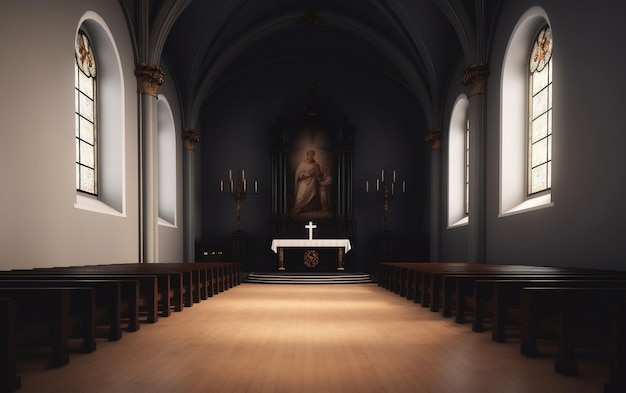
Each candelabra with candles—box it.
[220,169,258,231]
[365,169,405,230]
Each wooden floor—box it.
[17,283,608,393]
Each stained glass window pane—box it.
[531,138,548,167]
[465,183,469,214]
[80,117,94,144]
[532,66,549,92]
[547,135,552,161]
[80,141,94,168]
[531,113,548,143]
[532,88,549,119]
[75,30,97,195]
[547,161,552,188]
[531,164,548,194]
[75,89,80,114]
[80,166,95,194]
[528,25,553,195]
[78,70,93,97]
[79,93,94,122]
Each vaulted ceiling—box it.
[123,0,500,130]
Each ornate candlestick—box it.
[366,169,405,230]
[220,169,258,231]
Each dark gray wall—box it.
[442,0,626,270]
[198,56,430,272]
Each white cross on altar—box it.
[305,221,317,240]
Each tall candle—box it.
[230,179,234,193]
[402,181,406,193]
[220,180,224,192]
[243,179,247,193]
[365,180,369,194]
[242,169,245,180]
[376,179,380,191]
[393,170,396,183]
[254,181,258,193]
[381,169,385,183]
[229,169,232,181]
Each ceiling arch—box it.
[185,7,437,129]
[150,0,497,131]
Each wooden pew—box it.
[377,262,557,309]
[25,266,177,317]
[0,279,132,341]
[470,278,626,342]
[441,271,623,323]
[2,271,157,324]
[425,264,574,313]
[195,262,241,295]
[0,287,95,368]
[92,264,195,308]
[605,301,626,393]
[519,287,626,377]
[377,262,441,300]
[1,298,20,393]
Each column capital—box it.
[462,63,490,97]
[182,128,200,150]
[135,63,164,97]
[425,128,441,150]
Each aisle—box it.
[18,283,607,393]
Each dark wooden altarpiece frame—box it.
[267,87,357,271]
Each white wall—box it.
[0,0,139,268]
[157,62,185,262]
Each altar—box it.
[270,222,352,271]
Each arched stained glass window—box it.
[528,25,553,195]
[75,31,97,195]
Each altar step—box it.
[242,272,373,285]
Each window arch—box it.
[448,94,469,227]
[74,13,126,216]
[500,7,553,216]
[157,95,177,226]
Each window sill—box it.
[158,217,177,228]
[499,193,553,218]
[74,193,125,217]
[447,216,469,229]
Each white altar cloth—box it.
[270,239,352,253]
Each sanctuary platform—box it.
[242,272,373,284]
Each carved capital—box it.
[425,129,441,150]
[182,128,200,150]
[462,63,490,97]
[135,63,164,97]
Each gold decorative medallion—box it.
[304,250,319,268]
